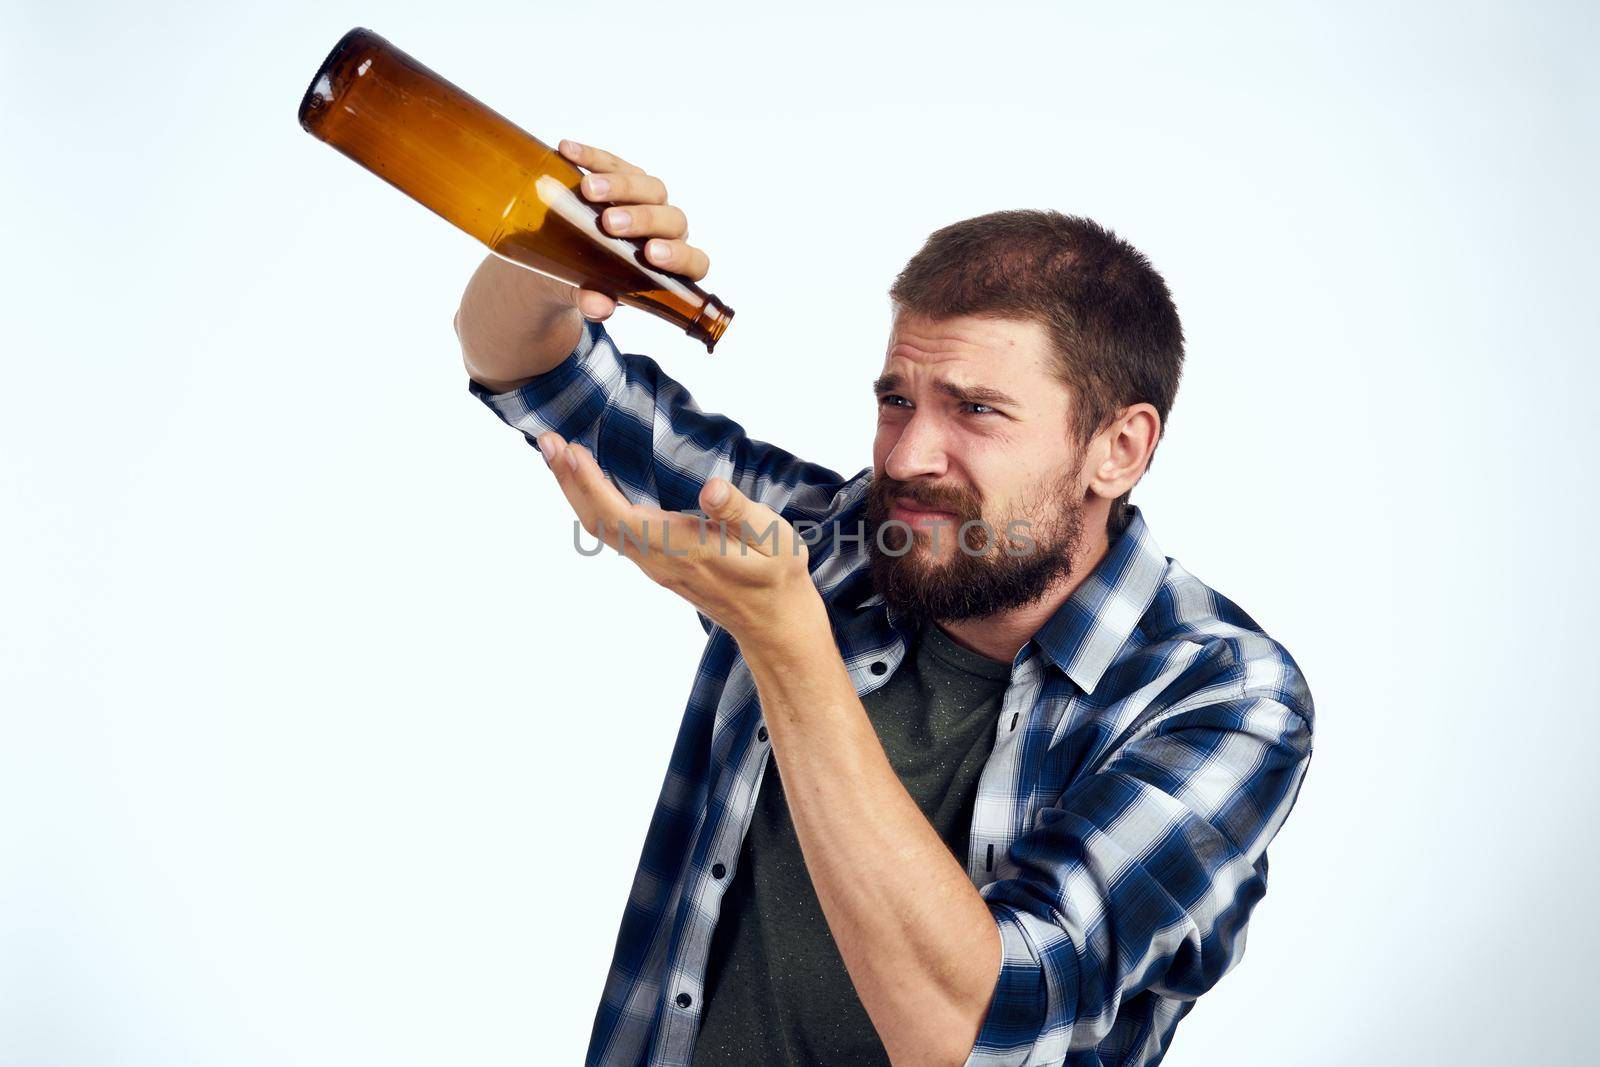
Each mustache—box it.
[869,475,981,516]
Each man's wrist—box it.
[733,587,833,668]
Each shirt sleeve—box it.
[962,690,1314,1065]
[466,319,853,524]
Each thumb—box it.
[700,476,780,549]
[701,476,737,515]
[575,287,615,321]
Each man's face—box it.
[866,311,1088,625]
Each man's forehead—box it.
[883,312,1056,382]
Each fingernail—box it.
[537,434,559,462]
[564,447,579,473]
[607,209,631,231]
[560,139,580,156]
[649,240,669,261]
[706,479,729,506]
[586,176,609,198]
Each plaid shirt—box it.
[469,320,1315,1067]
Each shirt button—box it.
[676,992,693,1008]
[870,661,888,675]
[757,726,768,742]
[712,862,727,879]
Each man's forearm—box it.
[455,254,584,392]
[739,606,1002,1066]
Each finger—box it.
[557,441,704,567]
[644,239,711,281]
[537,433,635,547]
[558,139,645,175]
[600,203,689,241]
[580,170,668,206]
[575,289,616,320]
[699,477,793,558]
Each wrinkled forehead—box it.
[883,310,1061,390]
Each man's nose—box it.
[884,412,950,482]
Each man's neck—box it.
[935,525,1112,666]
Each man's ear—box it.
[1086,403,1161,502]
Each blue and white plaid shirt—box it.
[469,320,1315,1067]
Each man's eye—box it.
[964,402,997,415]
[879,394,911,408]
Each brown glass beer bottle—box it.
[297,27,734,352]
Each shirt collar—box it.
[853,505,1168,695]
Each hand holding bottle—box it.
[557,139,713,323]
[454,140,716,390]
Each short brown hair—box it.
[888,211,1185,537]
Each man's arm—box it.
[739,617,1314,1066]
[454,254,586,394]
[466,313,852,527]
[740,613,1002,1066]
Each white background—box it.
[4,1,1596,1063]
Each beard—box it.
[864,462,1085,627]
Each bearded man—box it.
[455,139,1315,1067]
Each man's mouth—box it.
[889,497,961,531]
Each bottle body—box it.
[298,28,733,351]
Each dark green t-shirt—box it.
[690,619,1012,1066]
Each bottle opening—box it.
[694,297,736,354]
[297,27,384,133]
